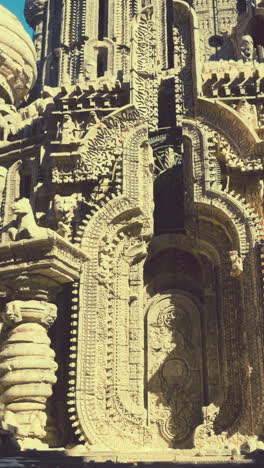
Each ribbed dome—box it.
[24,0,47,28]
[0,5,37,106]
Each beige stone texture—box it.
[0,6,37,107]
[0,0,263,463]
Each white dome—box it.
[0,5,37,106]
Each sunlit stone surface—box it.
[0,0,263,464]
[0,6,37,106]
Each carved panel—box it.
[146,292,203,447]
[69,117,154,450]
[51,105,144,186]
[182,120,264,436]
[131,5,159,131]
[173,17,193,119]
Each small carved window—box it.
[19,161,33,199]
[208,35,224,48]
[46,54,59,87]
[97,47,108,77]
[154,165,185,236]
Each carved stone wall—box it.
[0,0,262,462]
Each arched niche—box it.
[143,185,258,447]
[158,0,201,126]
[182,119,264,437]
[143,228,230,448]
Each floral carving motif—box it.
[51,105,142,185]
[132,5,159,131]
[147,293,202,446]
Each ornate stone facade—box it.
[0,0,263,463]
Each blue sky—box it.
[0,0,33,36]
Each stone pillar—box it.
[0,272,64,449]
[0,232,88,449]
[0,299,58,446]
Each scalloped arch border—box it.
[183,119,263,255]
[196,98,264,158]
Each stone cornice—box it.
[0,230,88,287]
[0,138,43,164]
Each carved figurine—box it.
[229,250,243,277]
[88,110,100,126]
[0,114,11,142]
[8,198,47,241]
[41,194,79,239]
[52,194,78,238]
[57,114,77,144]
[239,35,255,62]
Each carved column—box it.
[0,298,57,445]
[0,232,87,449]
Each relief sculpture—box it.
[147,293,203,448]
[0,0,262,463]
